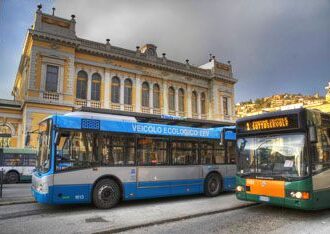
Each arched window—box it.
[192,91,198,114]
[153,84,160,108]
[178,88,185,112]
[142,82,150,107]
[111,76,120,103]
[124,79,132,105]
[168,87,175,111]
[76,70,88,99]
[201,92,206,114]
[91,73,101,101]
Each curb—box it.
[0,199,36,206]
[94,202,258,234]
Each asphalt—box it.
[0,183,35,206]
[124,204,330,234]
[0,192,254,234]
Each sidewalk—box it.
[0,183,35,206]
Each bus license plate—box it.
[259,196,270,202]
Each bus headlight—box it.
[289,191,310,200]
[236,186,244,192]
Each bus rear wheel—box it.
[93,179,121,209]
[204,173,222,197]
[6,171,19,184]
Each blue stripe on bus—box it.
[32,176,236,205]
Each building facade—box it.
[0,6,237,148]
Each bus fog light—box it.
[236,186,244,192]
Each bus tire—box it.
[92,179,121,209]
[6,171,19,184]
[204,173,222,197]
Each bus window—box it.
[4,154,24,166]
[56,131,96,171]
[23,154,36,166]
[312,127,330,173]
[226,141,236,164]
[200,142,213,164]
[172,141,198,165]
[137,138,168,166]
[214,143,225,164]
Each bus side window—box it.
[214,143,225,164]
[137,138,168,166]
[226,141,236,164]
[312,127,330,173]
[200,142,213,164]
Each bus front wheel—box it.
[6,171,19,184]
[93,179,120,209]
[204,173,222,197]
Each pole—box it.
[0,169,3,198]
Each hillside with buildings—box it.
[236,83,330,117]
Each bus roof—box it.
[51,113,236,140]
[0,148,37,154]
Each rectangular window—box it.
[214,143,225,164]
[226,141,236,164]
[91,82,100,101]
[200,142,213,164]
[111,86,120,103]
[312,127,330,173]
[45,65,59,92]
[172,141,198,165]
[124,87,132,105]
[4,154,24,166]
[223,97,229,116]
[23,154,36,166]
[137,137,168,165]
[55,131,96,171]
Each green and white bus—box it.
[235,108,330,210]
[0,148,37,183]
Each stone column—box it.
[104,71,110,108]
[197,92,201,119]
[120,77,125,110]
[87,71,92,107]
[187,85,192,118]
[163,82,168,114]
[175,88,179,115]
[149,84,153,113]
[135,77,142,112]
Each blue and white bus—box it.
[32,111,236,209]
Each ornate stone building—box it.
[0,5,237,148]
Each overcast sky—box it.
[0,0,329,102]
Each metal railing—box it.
[43,92,59,101]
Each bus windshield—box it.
[237,133,308,180]
[36,120,52,173]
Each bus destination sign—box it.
[238,114,299,133]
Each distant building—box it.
[236,84,330,118]
[0,5,237,148]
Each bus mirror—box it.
[309,126,317,143]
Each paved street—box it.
[126,204,330,234]
[0,184,329,234]
[0,183,33,205]
[0,191,252,234]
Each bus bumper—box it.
[31,187,51,204]
[236,192,315,210]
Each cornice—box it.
[30,30,237,84]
